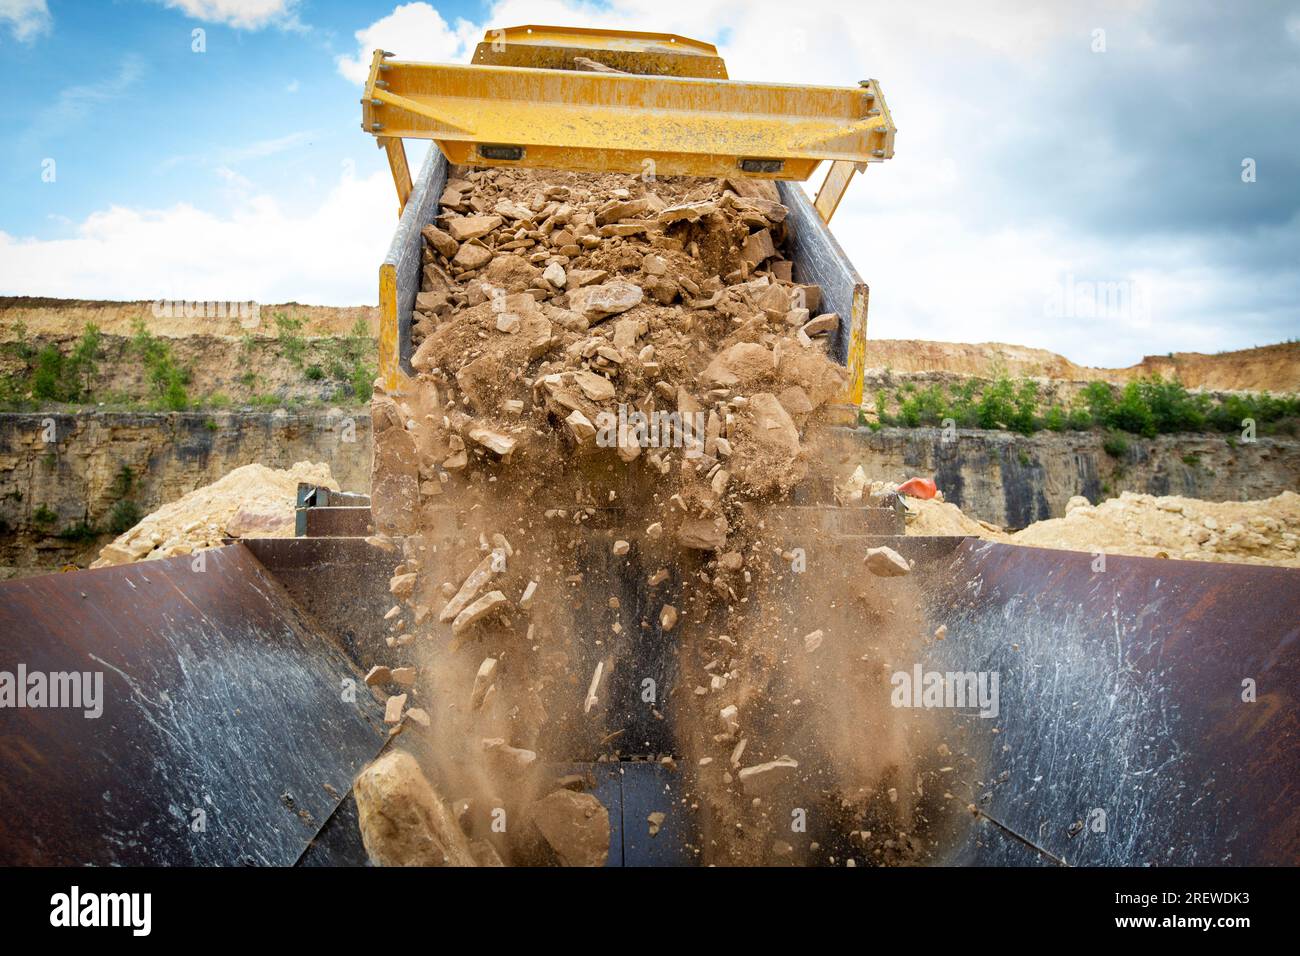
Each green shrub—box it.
[305,364,324,381]
[28,324,102,403]
[107,500,142,534]
[350,364,374,403]
[275,313,308,367]
[56,520,99,543]
[131,319,190,410]
[1102,431,1129,458]
[1041,405,1067,431]
[33,504,56,525]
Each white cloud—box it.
[160,0,299,30]
[5,0,1289,367]
[336,2,483,83]
[0,164,393,305]
[0,0,50,42]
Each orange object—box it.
[897,477,937,500]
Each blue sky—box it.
[1,0,1297,368]
[1,1,474,234]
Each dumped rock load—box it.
[864,472,1299,567]
[1011,489,1300,566]
[357,167,953,866]
[91,461,337,567]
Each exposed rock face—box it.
[844,427,1300,530]
[861,339,1300,394]
[354,750,478,867]
[2,412,1295,577]
[0,411,371,576]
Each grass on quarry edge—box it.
[866,374,1300,441]
[0,315,375,412]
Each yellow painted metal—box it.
[377,262,410,395]
[363,57,893,182]
[842,285,869,407]
[471,24,727,78]
[380,137,412,215]
[362,29,896,397]
[814,160,865,224]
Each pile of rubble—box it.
[356,167,946,867]
[91,461,336,567]
[1011,490,1300,566]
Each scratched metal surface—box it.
[384,145,448,374]
[926,540,1300,866]
[777,179,862,364]
[0,544,387,866]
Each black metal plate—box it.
[0,544,387,866]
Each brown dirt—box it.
[358,166,953,867]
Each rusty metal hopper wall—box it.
[924,540,1300,866]
[0,545,387,866]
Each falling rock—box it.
[567,281,643,320]
[566,409,597,446]
[719,704,739,734]
[737,756,799,795]
[421,223,459,258]
[389,572,417,600]
[677,515,729,551]
[595,196,661,224]
[701,342,771,387]
[659,604,678,631]
[471,657,498,710]
[567,268,609,287]
[446,214,503,241]
[468,425,517,458]
[482,737,538,775]
[741,228,776,266]
[354,750,477,866]
[384,693,407,725]
[543,262,567,287]
[803,630,824,653]
[657,200,718,223]
[370,405,420,535]
[453,243,493,270]
[439,552,500,623]
[864,546,911,578]
[572,369,616,402]
[364,665,392,687]
[529,790,610,867]
[452,590,509,635]
[802,313,839,337]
